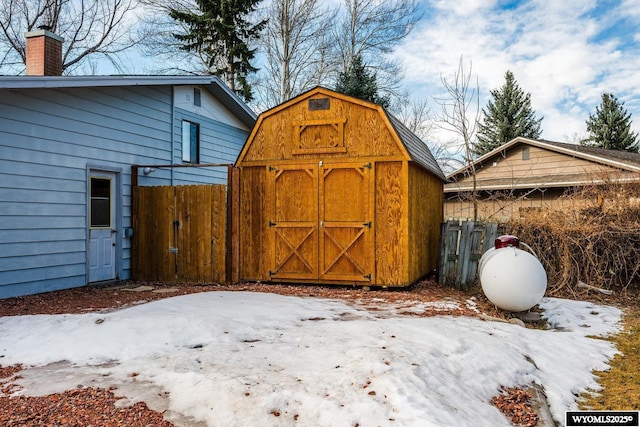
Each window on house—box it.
[182,120,200,163]
[522,147,530,160]
[193,88,201,107]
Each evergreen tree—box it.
[475,70,543,156]
[582,93,639,153]
[335,54,390,108]
[170,0,267,101]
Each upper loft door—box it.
[88,173,117,282]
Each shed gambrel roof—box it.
[445,137,640,192]
[0,75,257,129]
[236,86,444,180]
[387,113,445,180]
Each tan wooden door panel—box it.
[269,165,319,280]
[320,163,374,282]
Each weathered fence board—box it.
[132,184,228,283]
[438,220,502,289]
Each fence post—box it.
[455,221,474,289]
[228,167,240,284]
[439,219,502,290]
[438,220,461,286]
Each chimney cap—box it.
[37,24,52,31]
[25,29,64,42]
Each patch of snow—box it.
[0,293,622,426]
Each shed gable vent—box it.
[193,88,202,107]
[309,98,330,111]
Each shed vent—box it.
[193,88,202,107]
[309,98,330,111]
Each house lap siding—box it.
[171,108,248,185]
[0,85,248,298]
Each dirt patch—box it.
[0,280,507,319]
[0,381,173,427]
[491,386,539,427]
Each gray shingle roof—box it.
[387,113,445,180]
[536,138,640,169]
[0,75,257,129]
[447,136,640,180]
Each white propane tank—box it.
[479,235,547,312]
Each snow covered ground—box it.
[0,292,622,426]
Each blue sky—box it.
[395,0,640,142]
[108,0,639,144]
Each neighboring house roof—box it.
[387,113,445,180]
[0,75,257,129]
[445,137,640,192]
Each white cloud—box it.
[395,0,640,142]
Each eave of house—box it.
[444,172,640,193]
[0,75,257,129]
[447,137,640,180]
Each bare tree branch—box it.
[331,0,421,103]
[252,0,337,108]
[0,0,143,74]
[434,56,480,219]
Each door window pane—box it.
[91,178,111,227]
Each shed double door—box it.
[269,162,373,283]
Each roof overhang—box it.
[444,174,640,193]
[0,75,257,129]
[446,137,640,180]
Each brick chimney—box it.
[25,27,64,76]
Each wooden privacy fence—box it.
[132,184,229,283]
[438,220,502,289]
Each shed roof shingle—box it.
[387,113,445,180]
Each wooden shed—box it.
[235,87,445,287]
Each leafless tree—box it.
[392,95,463,175]
[251,0,337,108]
[434,56,480,219]
[395,96,433,139]
[331,0,421,102]
[0,0,143,74]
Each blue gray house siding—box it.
[0,80,253,298]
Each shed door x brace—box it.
[268,162,373,283]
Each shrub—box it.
[503,183,640,296]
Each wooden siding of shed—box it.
[408,163,443,283]
[238,166,268,280]
[374,161,405,285]
[236,89,443,288]
[0,85,249,298]
[238,94,403,165]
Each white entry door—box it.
[89,173,117,282]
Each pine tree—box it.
[582,93,639,153]
[475,70,543,156]
[335,54,390,108]
[170,0,267,101]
